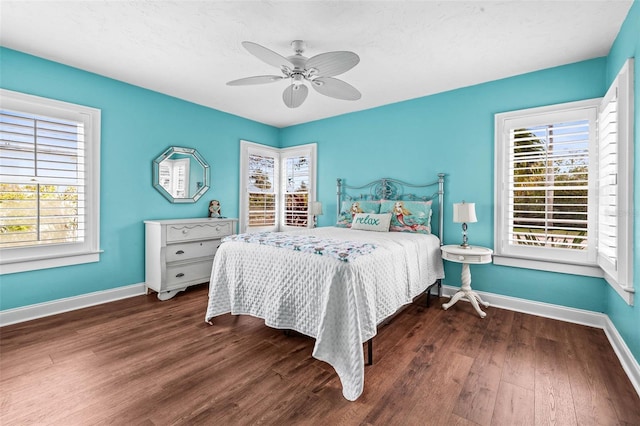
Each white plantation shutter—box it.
[509,120,592,251]
[598,82,619,274]
[597,58,634,304]
[247,151,278,230]
[0,110,86,247]
[282,154,310,228]
[0,89,100,273]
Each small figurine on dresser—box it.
[208,200,221,218]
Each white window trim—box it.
[239,140,316,234]
[0,89,101,274]
[494,98,601,277]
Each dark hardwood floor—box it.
[1,284,639,425]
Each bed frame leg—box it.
[425,279,442,308]
[367,339,373,365]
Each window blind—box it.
[508,120,590,251]
[597,86,618,271]
[247,153,276,227]
[0,110,86,248]
[283,155,309,227]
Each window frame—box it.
[0,89,101,274]
[239,140,316,234]
[494,98,603,278]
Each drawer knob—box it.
[176,250,185,255]
[176,272,185,278]
[182,229,188,235]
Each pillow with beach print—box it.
[380,200,432,234]
[336,200,381,228]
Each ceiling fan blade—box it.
[311,77,361,101]
[282,84,308,108]
[242,41,295,69]
[226,75,284,86]
[306,51,360,77]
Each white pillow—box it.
[350,213,392,232]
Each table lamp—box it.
[453,201,477,248]
[311,201,323,227]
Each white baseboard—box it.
[0,283,147,327]
[602,316,640,400]
[442,285,640,398]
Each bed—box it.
[205,175,445,401]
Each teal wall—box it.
[281,58,608,313]
[0,47,279,309]
[603,0,640,368]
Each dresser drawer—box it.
[165,259,214,288]
[166,239,221,262]
[167,221,233,242]
[442,250,491,264]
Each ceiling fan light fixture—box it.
[292,73,305,86]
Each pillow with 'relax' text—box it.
[350,213,392,232]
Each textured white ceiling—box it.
[0,1,632,128]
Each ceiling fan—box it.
[227,40,361,108]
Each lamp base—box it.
[460,222,471,248]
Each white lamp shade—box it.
[453,202,477,223]
[310,201,323,215]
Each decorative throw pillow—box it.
[350,213,392,232]
[336,200,381,228]
[380,200,432,234]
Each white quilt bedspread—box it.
[205,227,444,401]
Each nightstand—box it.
[441,244,493,318]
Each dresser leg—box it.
[157,287,186,301]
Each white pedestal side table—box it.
[441,244,493,318]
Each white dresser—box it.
[144,218,237,300]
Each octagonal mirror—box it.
[153,146,210,203]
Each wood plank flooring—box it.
[1,284,639,425]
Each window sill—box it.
[493,255,604,278]
[0,250,102,275]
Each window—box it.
[0,89,101,274]
[239,140,316,233]
[494,59,634,305]
[495,100,599,270]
